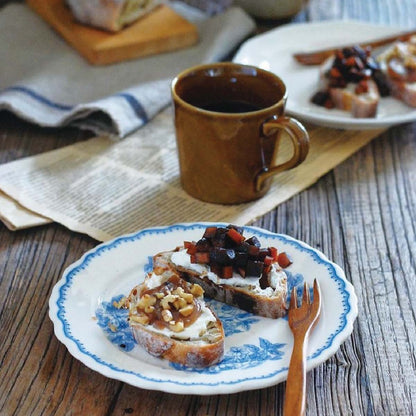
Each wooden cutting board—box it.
[26,0,199,65]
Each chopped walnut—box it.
[161,309,173,322]
[129,277,203,333]
[169,320,185,332]
[190,283,204,297]
[160,294,178,310]
[130,314,149,325]
[137,294,156,310]
[179,304,194,317]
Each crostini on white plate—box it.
[377,36,416,107]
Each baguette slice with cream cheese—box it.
[127,266,224,367]
[377,37,416,108]
[317,54,380,118]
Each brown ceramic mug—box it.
[171,62,310,204]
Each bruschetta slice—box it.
[127,268,224,367]
[377,36,416,107]
[311,45,389,118]
[153,225,288,319]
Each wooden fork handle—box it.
[283,332,307,416]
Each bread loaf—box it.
[66,0,160,32]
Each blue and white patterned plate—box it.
[49,222,358,395]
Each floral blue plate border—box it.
[49,222,358,395]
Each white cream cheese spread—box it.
[139,271,217,340]
[148,302,216,341]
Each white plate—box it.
[49,222,358,395]
[233,20,416,129]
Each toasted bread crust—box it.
[130,318,224,368]
[329,80,379,118]
[387,78,416,107]
[153,249,287,319]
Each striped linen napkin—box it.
[0,2,254,138]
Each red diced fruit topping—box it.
[268,247,278,261]
[277,252,292,268]
[184,225,292,287]
[195,252,210,264]
[203,227,217,239]
[330,67,341,78]
[345,56,356,66]
[247,245,260,257]
[226,228,245,245]
[324,98,335,109]
[196,237,211,252]
[258,248,269,260]
[184,241,197,255]
[263,255,274,266]
[221,266,234,279]
[210,263,222,277]
[237,267,246,277]
[355,80,369,94]
[311,45,391,109]
[227,224,245,235]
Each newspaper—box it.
[0,107,385,241]
[0,191,51,230]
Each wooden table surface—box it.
[1,0,416,415]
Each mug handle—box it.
[255,116,310,191]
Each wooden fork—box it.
[283,279,321,416]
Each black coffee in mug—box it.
[177,66,279,116]
[196,100,263,113]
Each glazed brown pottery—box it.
[171,62,310,204]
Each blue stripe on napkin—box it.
[115,93,148,123]
[1,86,74,111]
[1,87,149,124]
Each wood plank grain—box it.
[1,118,415,415]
